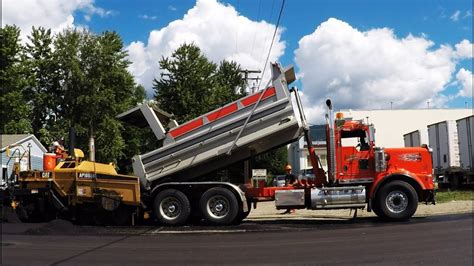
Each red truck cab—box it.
[327,113,435,219]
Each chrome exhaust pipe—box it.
[326,99,336,184]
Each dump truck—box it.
[9,63,435,225]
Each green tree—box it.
[153,43,246,123]
[24,27,60,141]
[0,25,32,134]
[52,29,145,166]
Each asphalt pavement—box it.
[1,213,472,265]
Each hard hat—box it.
[284,164,292,171]
[52,141,60,146]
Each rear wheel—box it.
[234,200,252,224]
[376,181,418,221]
[153,189,191,226]
[200,187,239,225]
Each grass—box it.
[435,189,474,203]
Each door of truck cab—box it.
[336,127,375,183]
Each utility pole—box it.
[240,69,261,94]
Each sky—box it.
[3,0,473,123]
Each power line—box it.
[250,0,263,59]
[234,0,240,55]
[258,0,285,90]
[258,0,276,66]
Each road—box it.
[1,213,472,265]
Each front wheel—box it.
[376,180,418,221]
[153,189,191,226]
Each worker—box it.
[51,141,67,160]
[282,164,298,214]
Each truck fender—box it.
[150,182,248,212]
[369,171,425,201]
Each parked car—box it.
[299,168,315,181]
[273,175,286,187]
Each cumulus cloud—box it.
[3,0,114,41]
[454,39,474,59]
[456,68,473,98]
[126,0,285,94]
[295,18,469,123]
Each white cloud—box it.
[456,68,473,98]
[450,10,461,21]
[139,15,158,20]
[3,0,114,41]
[454,39,474,59]
[126,0,285,95]
[295,18,466,123]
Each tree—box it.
[24,27,59,140]
[51,29,145,166]
[153,43,246,123]
[0,25,32,134]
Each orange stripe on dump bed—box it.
[240,87,276,107]
[169,118,204,138]
[206,103,238,122]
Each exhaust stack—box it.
[326,99,336,184]
[89,136,95,162]
[68,128,76,159]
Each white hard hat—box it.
[52,141,60,146]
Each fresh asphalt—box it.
[1,213,473,265]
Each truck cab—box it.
[321,112,436,219]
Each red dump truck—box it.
[10,63,435,225]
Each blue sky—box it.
[4,0,473,122]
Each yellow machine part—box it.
[18,159,141,207]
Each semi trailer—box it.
[9,63,435,225]
[427,116,474,187]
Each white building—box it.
[1,134,47,188]
[288,108,472,173]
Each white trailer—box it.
[403,129,429,147]
[456,115,474,185]
[428,120,462,187]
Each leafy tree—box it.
[252,147,288,176]
[24,27,60,140]
[51,29,145,166]
[0,25,32,134]
[153,43,246,123]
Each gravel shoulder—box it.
[247,200,473,220]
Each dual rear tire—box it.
[153,187,244,226]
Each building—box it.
[1,134,47,188]
[288,125,328,174]
[288,108,472,173]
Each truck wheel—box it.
[377,180,418,221]
[200,187,239,225]
[154,189,191,226]
[234,200,252,224]
[371,200,385,219]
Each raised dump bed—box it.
[118,63,303,187]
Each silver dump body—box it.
[118,64,304,187]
